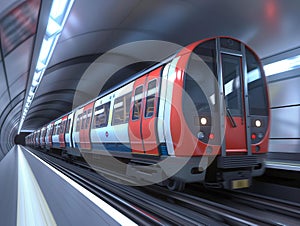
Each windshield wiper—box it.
[226,107,237,128]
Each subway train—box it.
[25,37,270,190]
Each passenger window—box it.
[59,122,63,134]
[50,125,54,135]
[112,93,131,125]
[66,119,71,132]
[132,86,143,120]
[145,80,157,118]
[55,124,58,135]
[81,112,86,129]
[76,114,81,132]
[86,109,92,129]
[93,102,111,128]
[64,120,67,132]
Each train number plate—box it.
[231,179,249,189]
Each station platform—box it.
[0,145,137,226]
[266,152,300,171]
[266,160,300,171]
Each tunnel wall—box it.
[264,48,300,161]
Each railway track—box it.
[218,188,300,219]
[30,148,300,226]
[145,184,300,226]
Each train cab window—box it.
[59,121,63,134]
[145,80,157,118]
[192,39,218,79]
[112,93,131,125]
[222,54,243,116]
[183,40,218,142]
[246,49,268,116]
[184,41,218,114]
[220,38,241,51]
[132,86,143,121]
[93,102,111,128]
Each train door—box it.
[65,113,74,148]
[47,123,54,149]
[129,68,161,155]
[79,102,94,150]
[59,115,68,148]
[141,68,161,155]
[220,52,248,153]
[73,108,83,148]
[129,76,146,154]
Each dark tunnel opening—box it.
[14,132,30,146]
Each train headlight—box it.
[200,117,207,125]
[255,120,262,128]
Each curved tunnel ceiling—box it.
[1,0,300,160]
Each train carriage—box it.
[26,37,270,190]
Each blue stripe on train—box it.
[92,142,168,155]
[92,142,131,152]
[159,144,168,155]
[52,142,60,148]
[61,141,168,155]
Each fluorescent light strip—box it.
[18,0,74,134]
[264,54,300,76]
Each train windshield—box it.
[184,38,269,117]
[222,54,243,117]
[184,39,218,114]
[183,40,219,143]
[245,48,268,116]
[183,38,269,144]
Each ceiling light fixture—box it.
[264,54,300,77]
[18,0,74,134]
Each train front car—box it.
[171,37,270,189]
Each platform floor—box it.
[266,160,300,171]
[266,152,300,171]
[0,145,137,226]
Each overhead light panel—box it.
[264,54,300,76]
[18,0,74,134]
